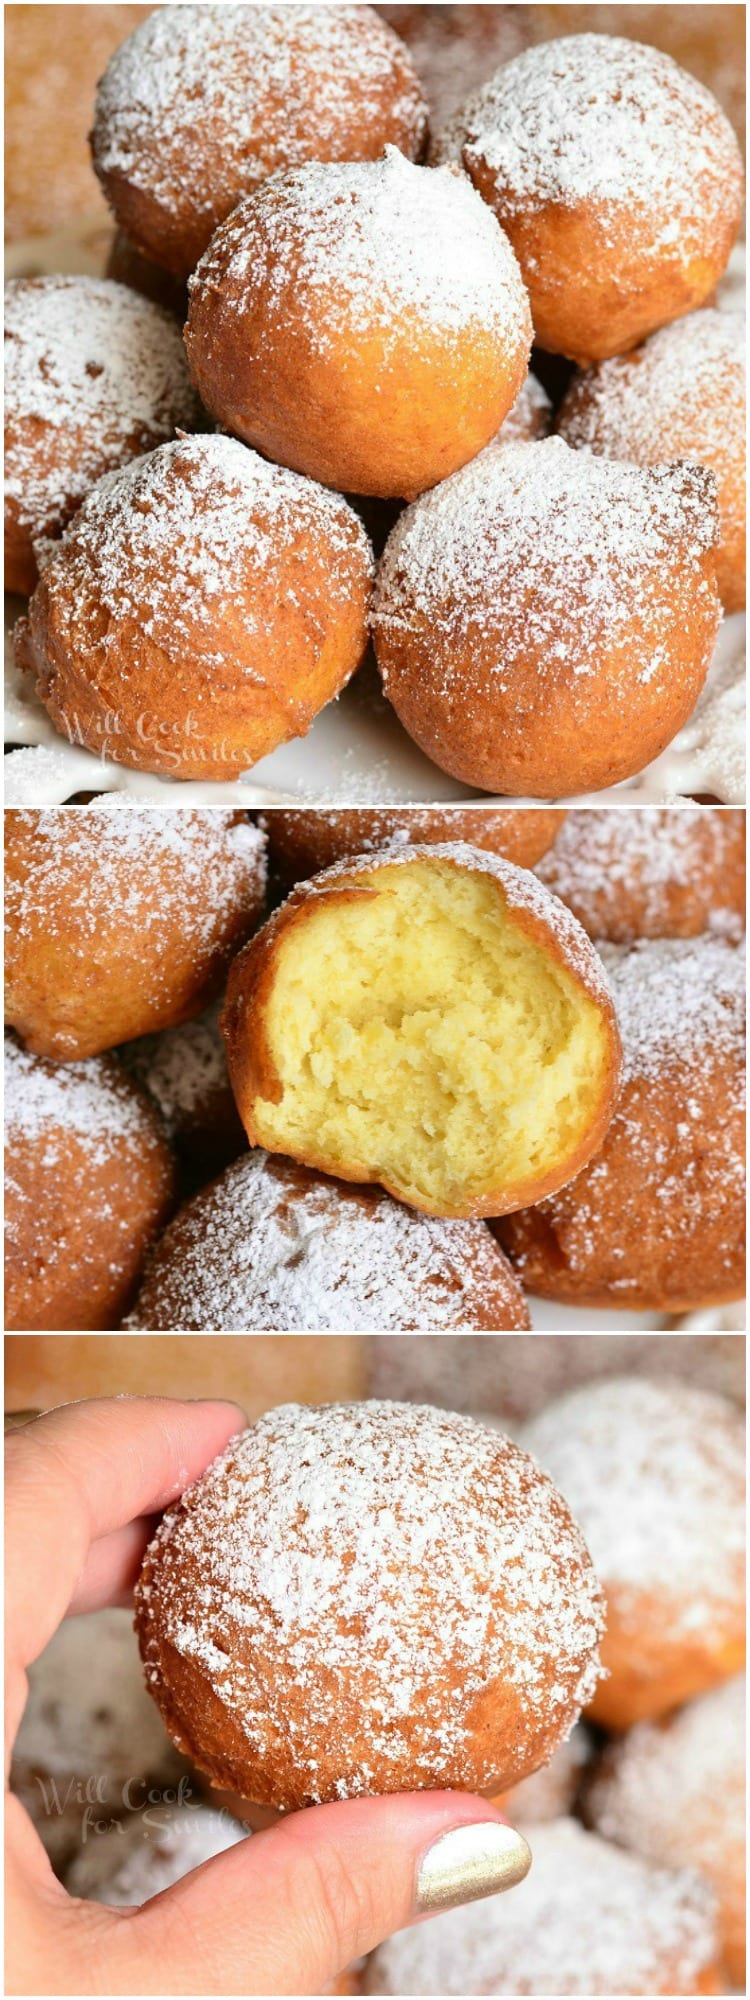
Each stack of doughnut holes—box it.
[4,803,745,1330]
[4,5,745,794]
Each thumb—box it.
[127,1792,531,1996]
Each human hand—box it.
[6,1395,530,1996]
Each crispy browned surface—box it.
[15,444,373,783]
[3,1333,367,1415]
[497,1059,746,1312]
[587,1594,746,1734]
[4,5,150,242]
[5,810,266,1061]
[496,976,746,1311]
[536,808,746,944]
[222,849,622,1220]
[465,169,741,364]
[90,9,427,278]
[134,1405,603,1810]
[5,1051,176,1331]
[266,807,562,889]
[372,468,722,800]
[184,170,531,500]
[558,328,746,612]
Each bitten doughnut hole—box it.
[222,847,621,1218]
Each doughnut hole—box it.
[185,150,533,499]
[222,853,620,1217]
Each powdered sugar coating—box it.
[558,309,745,461]
[494,370,551,447]
[93,4,427,211]
[189,146,532,352]
[599,934,744,1083]
[365,1818,718,1995]
[10,1606,186,1872]
[135,1401,605,1806]
[127,1149,529,1332]
[34,431,372,676]
[587,1673,745,1881]
[500,1720,592,1824]
[374,437,719,693]
[6,805,266,963]
[4,277,201,540]
[120,1000,234,1133]
[66,1802,248,1906]
[536,807,745,943]
[444,34,743,253]
[522,1377,745,1631]
[5,1033,156,1158]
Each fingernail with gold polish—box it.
[416,1820,532,1914]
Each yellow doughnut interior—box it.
[253,861,611,1212]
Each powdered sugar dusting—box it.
[558,309,744,461]
[37,432,373,661]
[449,34,743,254]
[66,1802,248,1906]
[136,1401,604,1804]
[4,276,201,536]
[120,1000,233,1133]
[536,807,745,943]
[599,933,744,1082]
[12,1607,181,1784]
[494,370,551,447]
[190,146,531,353]
[587,1673,745,1876]
[6,806,266,968]
[5,1032,154,1156]
[365,1818,718,1995]
[374,437,719,692]
[93,4,427,208]
[500,936,745,1301]
[522,1376,745,1626]
[127,1149,529,1332]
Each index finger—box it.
[5,1395,244,1679]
